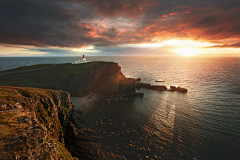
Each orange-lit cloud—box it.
[169,13,177,15]
[0,0,240,56]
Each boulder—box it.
[17,116,32,124]
[15,103,23,108]
[136,83,167,91]
[155,80,165,82]
[170,86,187,92]
[147,85,167,90]
[135,83,150,88]
[170,86,177,91]
[177,87,187,92]
[0,104,7,110]
[8,104,15,109]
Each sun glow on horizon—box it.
[133,39,217,56]
[174,48,199,56]
[136,39,216,48]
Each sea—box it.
[1,56,240,160]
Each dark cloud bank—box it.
[0,0,240,50]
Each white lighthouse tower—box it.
[82,55,86,61]
[72,55,88,64]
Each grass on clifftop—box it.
[0,113,18,137]
[1,64,56,73]
[0,112,32,159]
[0,61,109,90]
[0,76,20,83]
[0,86,76,160]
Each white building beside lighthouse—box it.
[72,55,88,64]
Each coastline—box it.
[0,61,193,159]
[0,61,140,159]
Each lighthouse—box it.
[72,55,88,64]
[83,55,86,61]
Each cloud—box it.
[0,0,155,49]
[64,0,155,17]
[177,2,240,41]
[1,0,240,53]
[0,0,97,47]
[210,42,240,48]
[90,46,170,56]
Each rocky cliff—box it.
[0,86,78,159]
[62,62,135,96]
[0,62,136,97]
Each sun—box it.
[175,48,198,56]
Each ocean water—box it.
[115,57,240,159]
[1,56,240,159]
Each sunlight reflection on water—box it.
[113,57,240,160]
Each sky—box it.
[0,0,240,57]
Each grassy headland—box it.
[0,62,101,89]
[0,61,129,97]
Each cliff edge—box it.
[0,62,135,97]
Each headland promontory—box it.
[0,61,137,159]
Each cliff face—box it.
[0,86,77,160]
[61,62,135,96]
[0,62,135,97]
